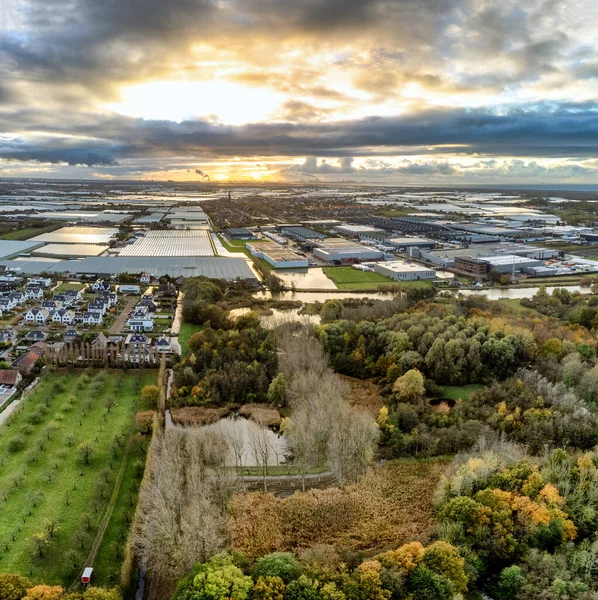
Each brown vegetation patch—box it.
[238,403,281,427]
[228,458,449,559]
[136,411,155,432]
[341,375,384,416]
[170,406,230,426]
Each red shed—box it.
[81,567,93,584]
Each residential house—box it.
[88,299,108,315]
[92,279,111,292]
[127,309,154,331]
[158,282,177,297]
[30,341,47,356]
[99,291,117,307]
[92,332,108,349]
[63,289,82,303]
[155,336,172,353]
[52,309,75,325]
[8,291,25,306]
[64,329,79,343]
[12,351,41,374]
[125,333,149,346]
[42,300,60,311]
[25,285,44,300]
[0,369,22,389]
[119,284,141,295]
[137,299,158,313]
[52,293,70,306]
[82,311,102,325]
[25,308,50,324]
[0,329,15,344]
[28,277,52,288]
[140,273,151,284]
[23,330,47,342]
[0,298,13,312]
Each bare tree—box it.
[131,424,237,599]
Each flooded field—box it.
[275,267,337,290]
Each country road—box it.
[109,297,137,334]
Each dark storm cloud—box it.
[1,104,597,167]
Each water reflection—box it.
[201,417,289,467]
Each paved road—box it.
[0,396,21,427]
[109,297,137,334]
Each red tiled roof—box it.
[0,370,19,385]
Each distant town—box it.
[0,181,597,409]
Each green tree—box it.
[78,441,93,465]
[0,573,31,600]
[408,566,454,600]
[267,374,287,406]
[421,541,468,594]
[496,565,524,600]
[392,369,425,404]
[252,552,302,584]
[140,385,160,409]
[283,576,322,600]
[320,300,343,323]
[252,576,286,600]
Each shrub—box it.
[8,435,25,453]
[253,552,302,584]
[0,573,31,600]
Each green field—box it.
[0,368,156,585]
[323,266,432,290]
[178,322,203,357]
[440,384,484,401]
[0,223,62,241]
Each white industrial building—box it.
[334,225,385,238]
[482,255,543,274]
[373,261,436,281]
[386,237,437,250]
[313,239,384,264]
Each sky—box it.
[0,0,598,184]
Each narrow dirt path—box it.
[68,424,136,591]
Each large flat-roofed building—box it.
[482,255,543,273]
[373,260,436,281]
[280,226,326,242]
[334,224,385,239]
[453,257,490,277]
[313,239,384,264]
[225,228,254,240]
[246,241,308,269]
[386,237,437,250]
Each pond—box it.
[255,285,594,303]
[201,417,289,467]
[274,267,337,290]
[230,307,320,327]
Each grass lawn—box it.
[440,384,484,401]
[54,282,87,292]
[322,266,432,290]
[219,237,252,257]
[0,368,156,585]
[219,237,273,272]
[178,322,203,357]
